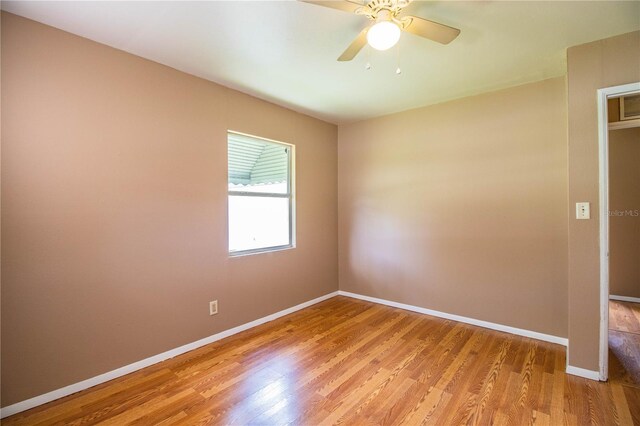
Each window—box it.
[228,131,294,255]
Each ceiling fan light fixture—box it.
[366,20,401,51]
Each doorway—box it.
[597,82,640,381]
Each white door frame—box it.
[597,82,640,381]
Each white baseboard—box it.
[566,365,601,381]
[0,291,339,419]
[610,294,640,304]
[337,291,568,347]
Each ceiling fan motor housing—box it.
[361,0,411,18]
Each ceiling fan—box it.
[301,0,460,61]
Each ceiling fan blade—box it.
[299,0,364,14]
[402,16,460,44]
[338,27,369,61]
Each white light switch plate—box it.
[576,202,590,220]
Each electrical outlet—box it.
[209,300,218,316]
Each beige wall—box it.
[0,12,338,407]
[609,127,640,299]
[338,77,568,338]
[566,30,640,371]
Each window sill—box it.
[228,244,295,258]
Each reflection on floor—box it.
[609,300,640,392]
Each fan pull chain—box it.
[396,42,402,75]
[365,46,372,70]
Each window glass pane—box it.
[228,134,289,194]
[228,195,290,252]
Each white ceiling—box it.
[3,1,639,124]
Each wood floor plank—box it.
[610,300,640,396]
[623,384,640,425]
[4,296,640,425]
[611,383,635,426]
[462,339,512,424]
[610,300,640,335]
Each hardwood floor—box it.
[4,296,640,425]
[610,300,640,335]
[609,300,640,396]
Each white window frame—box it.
[227,131,295,256]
